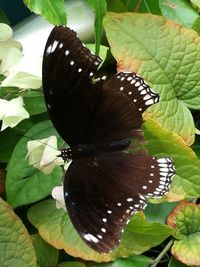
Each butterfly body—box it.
[60,139,131,160]
[42,26,175,253]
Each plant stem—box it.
[134,0,142,12]
[150,239,174,267]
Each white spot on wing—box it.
[84,233,99,243]
[65,50,69,56]
[51,40,58,53]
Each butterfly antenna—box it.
[17,133,63,151]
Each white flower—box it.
[1,55,42,89]
[0,96,29,130]
[52,186,66,210]
[0,23,23,76]
[27,135,64,174]
[0,23,42,89]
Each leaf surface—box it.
[0,198,36,267]
[104,12,200,144]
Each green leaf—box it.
[168,256,190,267]
[24,0,67,25]
[0,9,11,25]
[121,0,162,14]
[191,134,200,158]
[143,119,200,201]
[107,0,128,13]
[0,198,36,267]
[0,128,21,162]
[159,0,199,28]
[58,262,86,267]
[31,234,58,267]
[190,0,200,9]
[167,201,200,266]
[28,199,173,262]
[6,120,63,208]
[104,12,200,145]
[87,255,152,267]
[192,16,200,35]
[86,43,108,62]
[87,0,107,55]
[23,90,46,116]
[145,202,179,224]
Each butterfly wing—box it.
[64,151,175,253]
[42,26,102,146]
[86,72,159,143]
[42,26,158,145]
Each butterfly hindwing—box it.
[64,150,174,253]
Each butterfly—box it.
[42,26,175,253]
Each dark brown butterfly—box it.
[42,26,175,253]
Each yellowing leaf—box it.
[167,201,200,266]
[0,198,36,267]
[28,200,173,262]
[104,12,200,145]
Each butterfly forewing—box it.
[42,26,102,145]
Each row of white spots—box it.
[46,40,59,55]
[47,40,101,78]
[147,157,175,197]
[116,72,158,112]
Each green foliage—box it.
[0,198,36,267]
[168,201,200,265]
[6,120,63,208]
[87,0,107,55]
[159,0,199,28]
[104,12,200,145]
[1,1,200,267]
[27,200,173,262]
[24,0,67,25]
[31,234,59,267]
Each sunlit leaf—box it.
[24,0,67,25]
[28,199,173,262]
[0,198,36,267]
[104,12,200,145]
[159,0,199,28]
[144,119,200,201]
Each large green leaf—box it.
[167,201,200,266]
[24,0,67,25]
[0,198,36,267]
[104,12,200,145]
[6,120,63,208]
[159,0,199,28]
[31,234,58,267]
[28,199,173,262]
[144,119,200,201]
